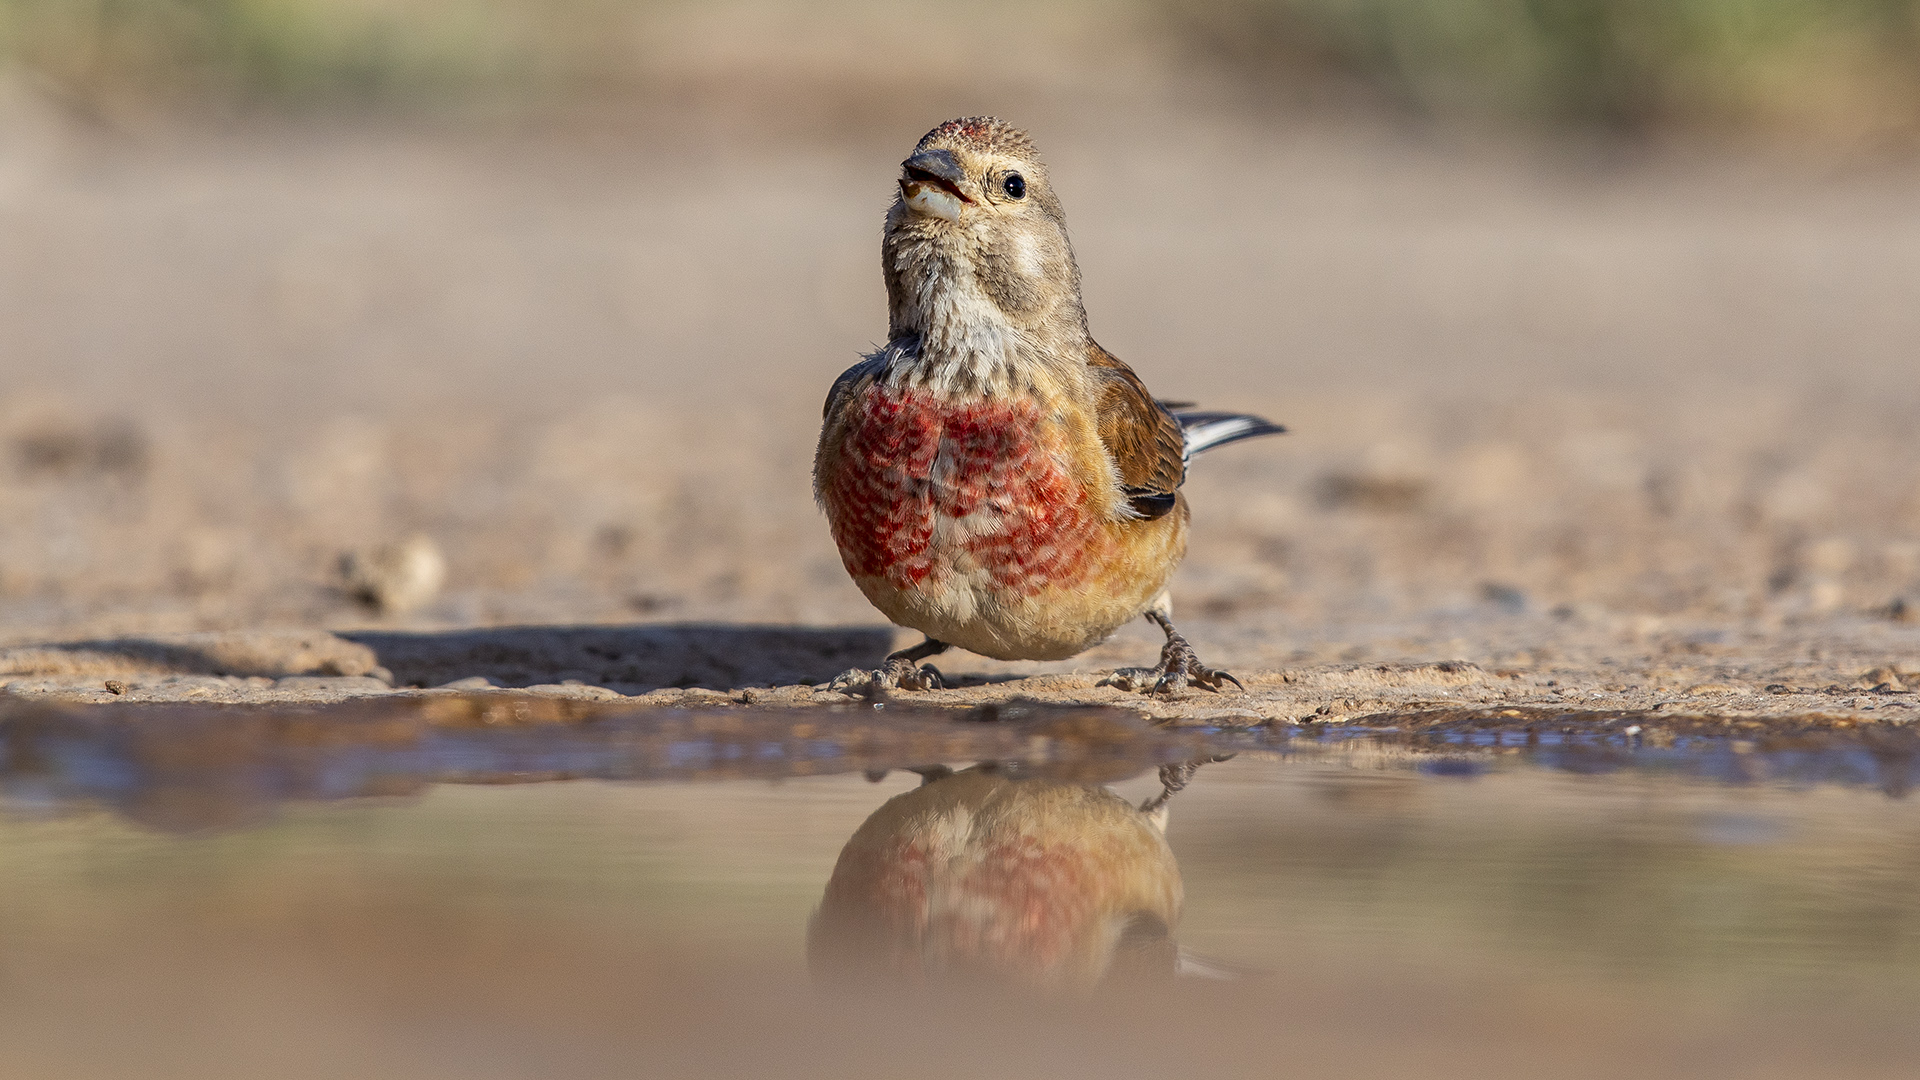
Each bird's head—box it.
[884,117,1085,341]
[894,116,1055,225]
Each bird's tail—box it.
[1169,409,1287,459]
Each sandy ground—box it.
[1,78,1918,724]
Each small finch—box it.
[808,765,1184,988]
[815,117,1283,694]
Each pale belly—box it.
[819,384,1180,661]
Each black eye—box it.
[1002,173,1026,200]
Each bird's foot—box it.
[1101,668,1158,693]
[1138,754,1238,815]
[825,658,945,695]
[1106,635,1243,696]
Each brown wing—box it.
[1085,341,1186,520]
[822,354,885,420]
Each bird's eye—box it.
[1002,173,1026,200]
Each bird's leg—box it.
[1145,610,1243,694]
[1109,611,1243,695]
[877,637,949,690]
[1138,754,1237,819]
[827,637,950,694]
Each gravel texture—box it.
[1,85,1916,723]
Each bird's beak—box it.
[899,149,971,222]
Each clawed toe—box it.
[1105,661,1241,696]
[1154,664,1242,695]
[890,662,944,691]
[823,667,876,694]
[823,638,949,696]
[1101,667,1158,692]
[1108,637,1243,696]
[824,660,944,695]
[1163,663,1242,694]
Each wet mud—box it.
[7,696,1918,834]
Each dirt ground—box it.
[1,74,1917,725]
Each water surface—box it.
[3,699,1917,1079]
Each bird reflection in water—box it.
[808,758,1226,990]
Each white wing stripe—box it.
[1176,413,1286,459]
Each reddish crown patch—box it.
[915,116,1035,159]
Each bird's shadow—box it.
[16,624,896,693]
[340,623,896,691]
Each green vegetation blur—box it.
[0,0,596,105]
[3,0,1917,136]
[1187,0,1920,134]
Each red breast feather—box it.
[823,382,1113,599]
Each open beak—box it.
[899,148,970,222]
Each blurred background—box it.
[6,12,1920,1073]
[2,0,1918,660]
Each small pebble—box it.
[341,534,446,615]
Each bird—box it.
[808,764,1185,989]
[814,116,1284,695]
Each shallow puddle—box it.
[3,698,1919,1079]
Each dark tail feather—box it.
[1171,410,1287,458]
